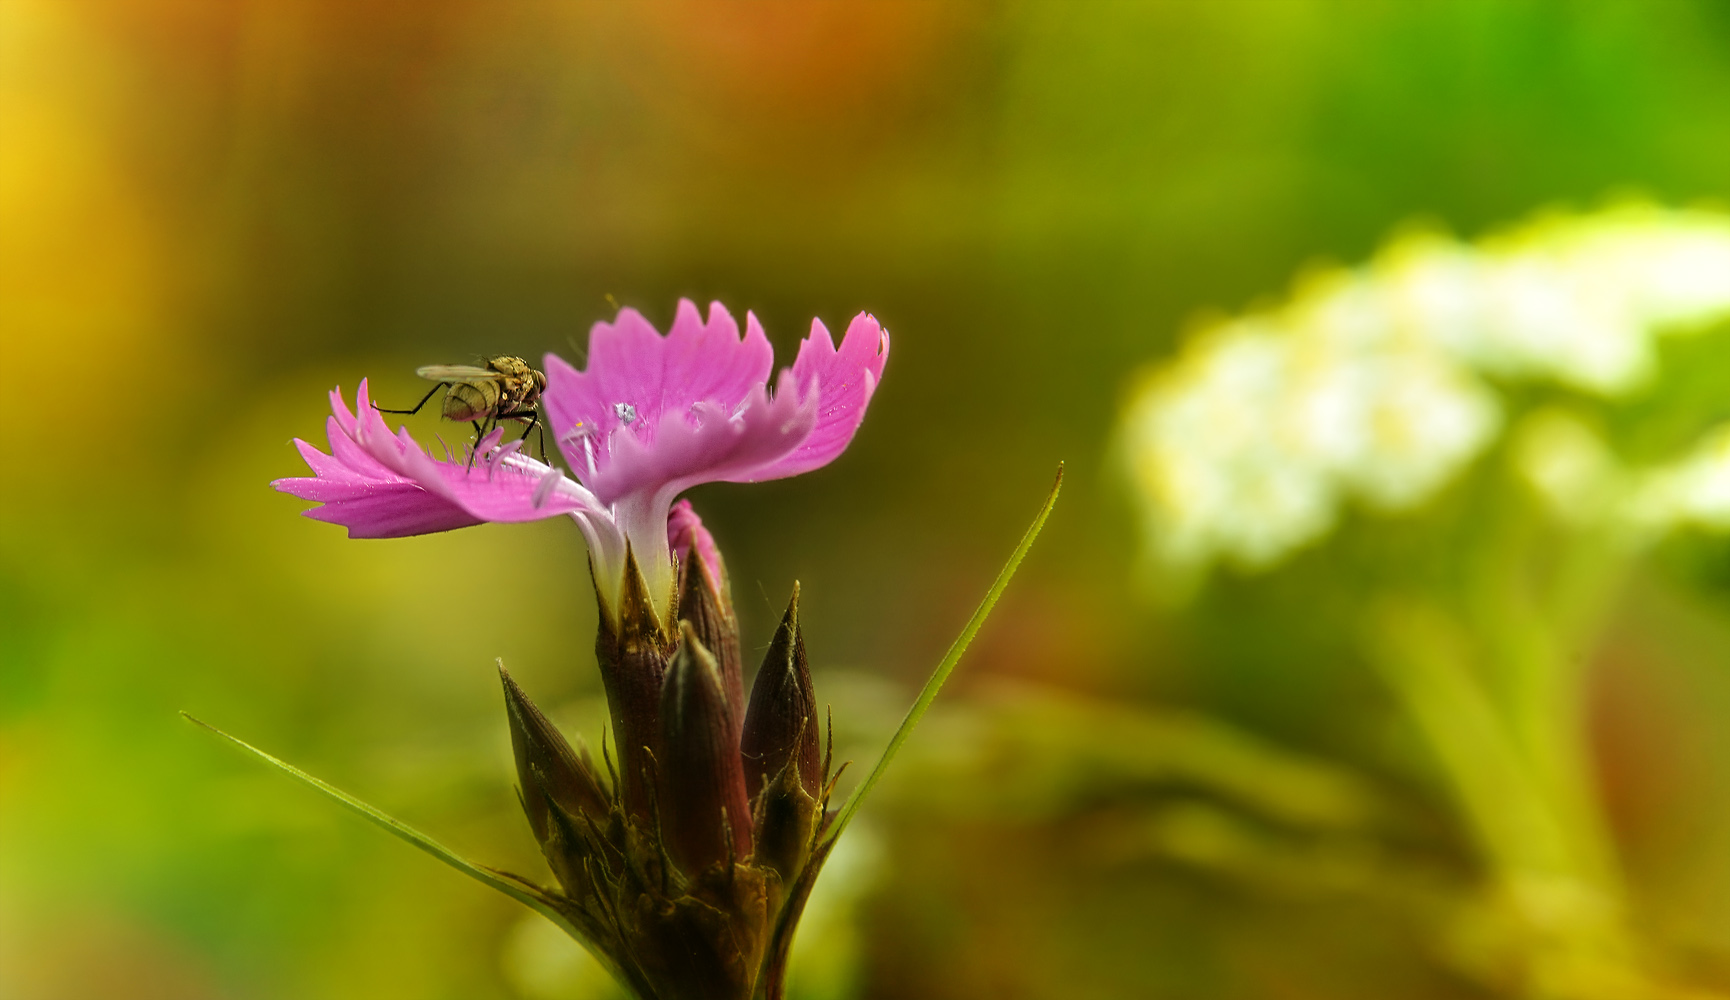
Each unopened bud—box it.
[498,662,610,843]
[594,544,673,822]
[658,623,753,876]
[740,585,821,801]
[670,500,744,718]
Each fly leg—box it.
[467,419,486,471]
[512,410,544,462]
[373,382,443,415]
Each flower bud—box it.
[740,585,821,801]
[658,622,754,876]
[593,544,674,822]
[498,662,611,843]
[670,499,744,718]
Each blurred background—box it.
[6,1,1730,998]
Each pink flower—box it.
[274,300,889,623]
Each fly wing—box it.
[416,364,499,384]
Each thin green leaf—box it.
[823,464,1063,846]
[179,713,595,948]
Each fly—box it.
[374,356,548,465]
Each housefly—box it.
[374,356,547,463]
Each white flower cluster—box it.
[1513,409,1730,541]
[1121,203,1730,574]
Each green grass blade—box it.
[823,464,1063,845]
[179,712,589,943]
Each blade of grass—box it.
[822,464,1062,846]
[179,713,602,953]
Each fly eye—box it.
[614,403,637,425]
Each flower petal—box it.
[588,384,818,505]
[589,387,815,609]
[543,299,775,485]
[274,382,613,541]
[271,388,480,538]
[394,438,610,524]
[298,481,487,538]
[337,382,609,526]
[747,312,889,481]
[275,436,486,539]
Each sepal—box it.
[673,506,744,718]
[594,544,674,821]
[741,586,821,801]
[498,662,610,843]
[751,746,822,893]
[658,623,754,877]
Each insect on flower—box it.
[374,356,548,461]
[284,300,892,618]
